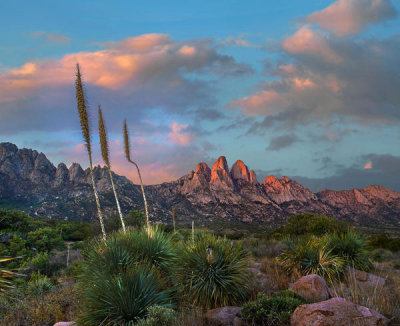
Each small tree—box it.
[123,120,150,231]
[98,106,126,233]
[75,64,106,240]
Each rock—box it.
[230,160,251,183]
[68,163,85,183]
[248,266,269,292]
[289,274,329,302]
[249,170,258,184]
[347,267,387,290]
[263,175,317,204]
[204,306,242,326]
[210,156,234,189]
[54,163,69,187]
[291,297,389,326]
[53,322,76,326]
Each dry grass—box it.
[329,262,400,324]
[0,279,78,326]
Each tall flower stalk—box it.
[98,106,126,233]
[123,120,150,231]
[75,64,106,240]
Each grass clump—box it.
[240,291,307,326]
[176,235,250,309]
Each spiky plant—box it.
[277,238,345,279]
[75,64,106,240]
[176,235,250,309]
[0,257,22,296]
[78,229,175,326]
[324,231,373,271]
[123,119,150,231]
[98,106,126,233]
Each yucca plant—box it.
[98,106,126,233]
[75,64,106,240]
[324,231,373,271]
[78,229,176,325]
[176,235,250,309]
[123,119,150,232]
[277,238,345,280]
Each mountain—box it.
[1,142,399,227]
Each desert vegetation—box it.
[1,208,400,325]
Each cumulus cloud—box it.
[231,27,400,131]
[168,121,195,146]
[266,134,299,151]
[306,0,397,36]
[0,33,251,134]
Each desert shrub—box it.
[78,263,172,326]
[125,209,147,229]
[240,291,307,326]
[78,228,176,326]
[277,238,345,279]
[63,260,83,279]
[370,248,393,262]
[368,233,400,252]
[27,272,54,296]
[324,231,372,271]
[136,305,177,326]
[176,235,250,309]
[29,252,51,275]
[27,227,65,252]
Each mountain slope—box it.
[0,142,399,227]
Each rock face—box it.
[204,306,242,326]
[1,142,400,226]
[289,274,330,303]
[291,297,389,326]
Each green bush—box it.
[370,248,393,262]
[240,291,307,326]
[368,233,400,252]
[277,238,345,279]
[29,252,51,275]
[27,272,54,296]
[27,227,65,252]
[176,235,250,309]
[324,231,372,271]
[125,210,147,229]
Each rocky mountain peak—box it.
[210,156,233,188]
[68,163,84,183]
[0,142,18,163]
[194,162,211,182]
[249,170,258,184]
[230,160,250,183]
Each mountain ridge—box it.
[0,142,399,227]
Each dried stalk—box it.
[98,106,126,233]
[123,119,150,231]
[75,64,106,240]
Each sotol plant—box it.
[123,119,150,231]
[98,106,126,233]
[75,64,106,240]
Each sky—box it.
[1,0,400,191]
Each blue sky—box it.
[1,0,400,191]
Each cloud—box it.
[168,121,195,146]
[292,153,400,192]
[231,27,400,131]
[266,134,299,151]
[306,0,397,36]
[30,31,71,43]
[0,34,252,135]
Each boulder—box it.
[289,274,329,302]
[204,306,242,326]
[53,322,76,326]
[347,267,387,288]
[291,297,389,326]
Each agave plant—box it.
[123,119,150,231]
[176,235,250,309]
[98,106,126,233]
[277,238,345,280]
[75,64,106,240]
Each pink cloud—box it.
[167,121,194,146]
[364,161,373,169]
[306,0,397,37]
[282,25,342,63]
